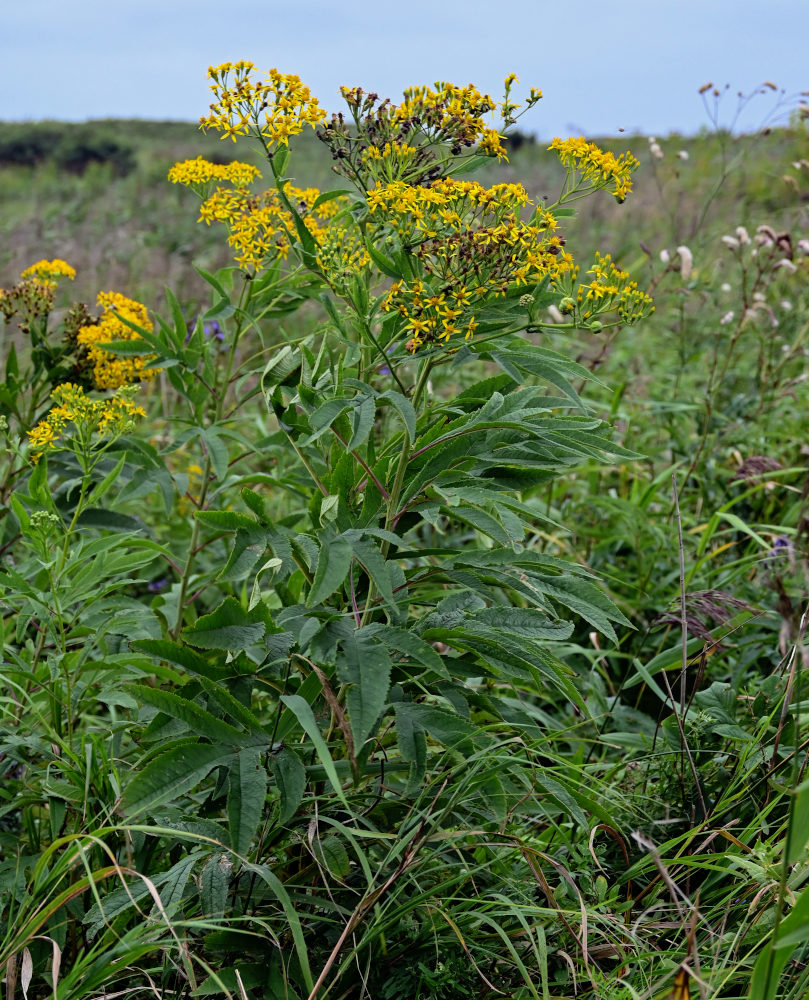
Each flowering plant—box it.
[115,65,653,839]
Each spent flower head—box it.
[1,259,77,331]
[319,74,541,191]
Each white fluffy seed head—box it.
[676,245,693,281]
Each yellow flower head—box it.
[374,178,573,353]
[197,182,346,272]
[27,383,146,462]
[200,63,325,146]
[549,137,640,203]
[168,156,261,191]
[20,259,77,286]
[76,292,156,390]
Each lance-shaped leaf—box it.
[182,596,267,652]
[228,748,267,856]
[307,536,353,607]
[337,631,392,746]
[123,743,235,816]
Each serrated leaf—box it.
[201,854,230,919]
[125,683,246,743]
[123,743,234,816]
[131,638,230,682]
[368,624,447,676]
[200,427,229,483]
[195,510,256,531]
[379,390,416,440]
[228,748,267,856]
[347,394,376,451]
[307,537,353,607]
[279,695,348,808]
[396,707,427,788]
[394,703,482,753]
[270,747,307,824]
[351,539,395,609]
[182,597,266,652]
[337,632,391,745]
[313,835,350,879]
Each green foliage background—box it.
[1,83,809,1000]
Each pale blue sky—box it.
[3,0,807,138]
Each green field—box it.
[1,94,809,999]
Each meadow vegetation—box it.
[1,68,808,999]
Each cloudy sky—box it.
[3,0,807,138]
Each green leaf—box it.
[125,683,247,743]
[307,398,351,441]
[313,835,350,879]
[200,427,229,483]
[228,748,267,856]
[365,240,401,279]
[394,703,482,753]
[788,775,809,865]
[131,638,231,682]
[395,706,427,788]
[750,882,809,1000]
[307,536,353,607]
[312,188,351,211]
[347,395,376,451]
[269,747,307,825]
[123,743,234,816]
[195,510,256,531]
[182,596,266,652]
[279,695,349,808]
[367,624,447,676]
[352,539,395,609]
[242,862,314,993]
[75,508,147,534]
[200,854,230,919]
[337,632,392,745]
[379,390,417,440]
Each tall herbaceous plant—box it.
[0,63,653,998]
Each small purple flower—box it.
[148,578,169,593]
[204,320,225,341]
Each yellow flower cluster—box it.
[367,179,532,237]
[316,223,371,289]
[200,61,326,145]
[20,259,77,286]
[549,137,640,203]
[28,383,146,461]
[576,252,654,323]
[1,259,77,328]
[168,156,261,190]
[394,82,507,160]
[198,183,346,271]
[375,179,572,351]
[76,292,156,390]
